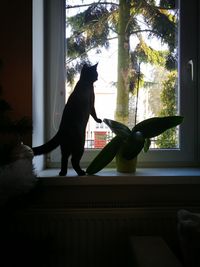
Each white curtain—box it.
[45,0,66,165]
[33,0,66,170]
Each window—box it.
[66,0,180,150]
[33,0,200,171]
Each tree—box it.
[116,0,130,124]
[156,71,178,148]
[66,0,177,124]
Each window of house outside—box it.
[35,0,199,169]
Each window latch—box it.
[188,59,194,81]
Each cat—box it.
[32,63,102,176]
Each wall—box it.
[2,177,200,266]
[0,0,32,145]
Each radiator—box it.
[6,208,179,267]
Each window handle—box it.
[188,59,194,81]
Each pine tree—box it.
[66,0,177,124]
[156,71,178,148]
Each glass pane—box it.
[65,0,179,149]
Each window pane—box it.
[65,0,180,150]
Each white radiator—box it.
[9,208,179,267]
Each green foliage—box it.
[67,1,178,129]
[103,118,131,138]
[165,53,177,71]
[66,3,113,84]
[157,128,177,148]
[160,0,176,9]
[159,71,177,116]
[67,4,110,55]
[119,131,145,160]
[86,116,183,174]
[134,39,166,66]
[144,138,151,152]
[86,136,122,175]
[142,4,177,51]
[66,1,177,86]
[157,71,178,148]
[133,116,182,138]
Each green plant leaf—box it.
[144,138,151,152]
[120,131,145,160]
[133,116,184,138]
[86,136,123,175]
[103,118,131,138]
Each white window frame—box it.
[33,0,200,172]
[32,0,45,171]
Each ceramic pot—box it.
[116,152,137,173]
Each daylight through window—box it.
[41,0,198,168]
[65,0,179,150]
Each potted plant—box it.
[0,60,32,166]
[86,116,183,175]
[0,60,35,205]
[0,99,33,165]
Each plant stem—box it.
[134,62,141,126]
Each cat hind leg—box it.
[59,152,70,176]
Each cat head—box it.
[80,63,98,82]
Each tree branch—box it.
[66,44,100,64]
[66,36,118,64]
[130,29,163,38]
[66,2,119,9]
[154,5,176,10]
[108,26,118,34]
[107,36,118,41]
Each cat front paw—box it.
[77,170,86,176]
[59,171,67,176]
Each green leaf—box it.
[144,138,151,152]
[86,136,123,175]
[103,118,131,138]
[120,131,145,160]
[133,116,184,138]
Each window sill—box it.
[27,167,200,209]
[37,167,200,185]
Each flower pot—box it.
[11,143,34,161]
[116,152,137,173]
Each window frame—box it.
[33,0,200,172]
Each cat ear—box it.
[82,63,88,69]
[91,63,98,70]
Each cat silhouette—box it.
[33,63,102,176]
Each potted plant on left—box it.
[0,61,35,205]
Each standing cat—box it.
[33,63,102,176]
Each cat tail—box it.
[32,133,60,155]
